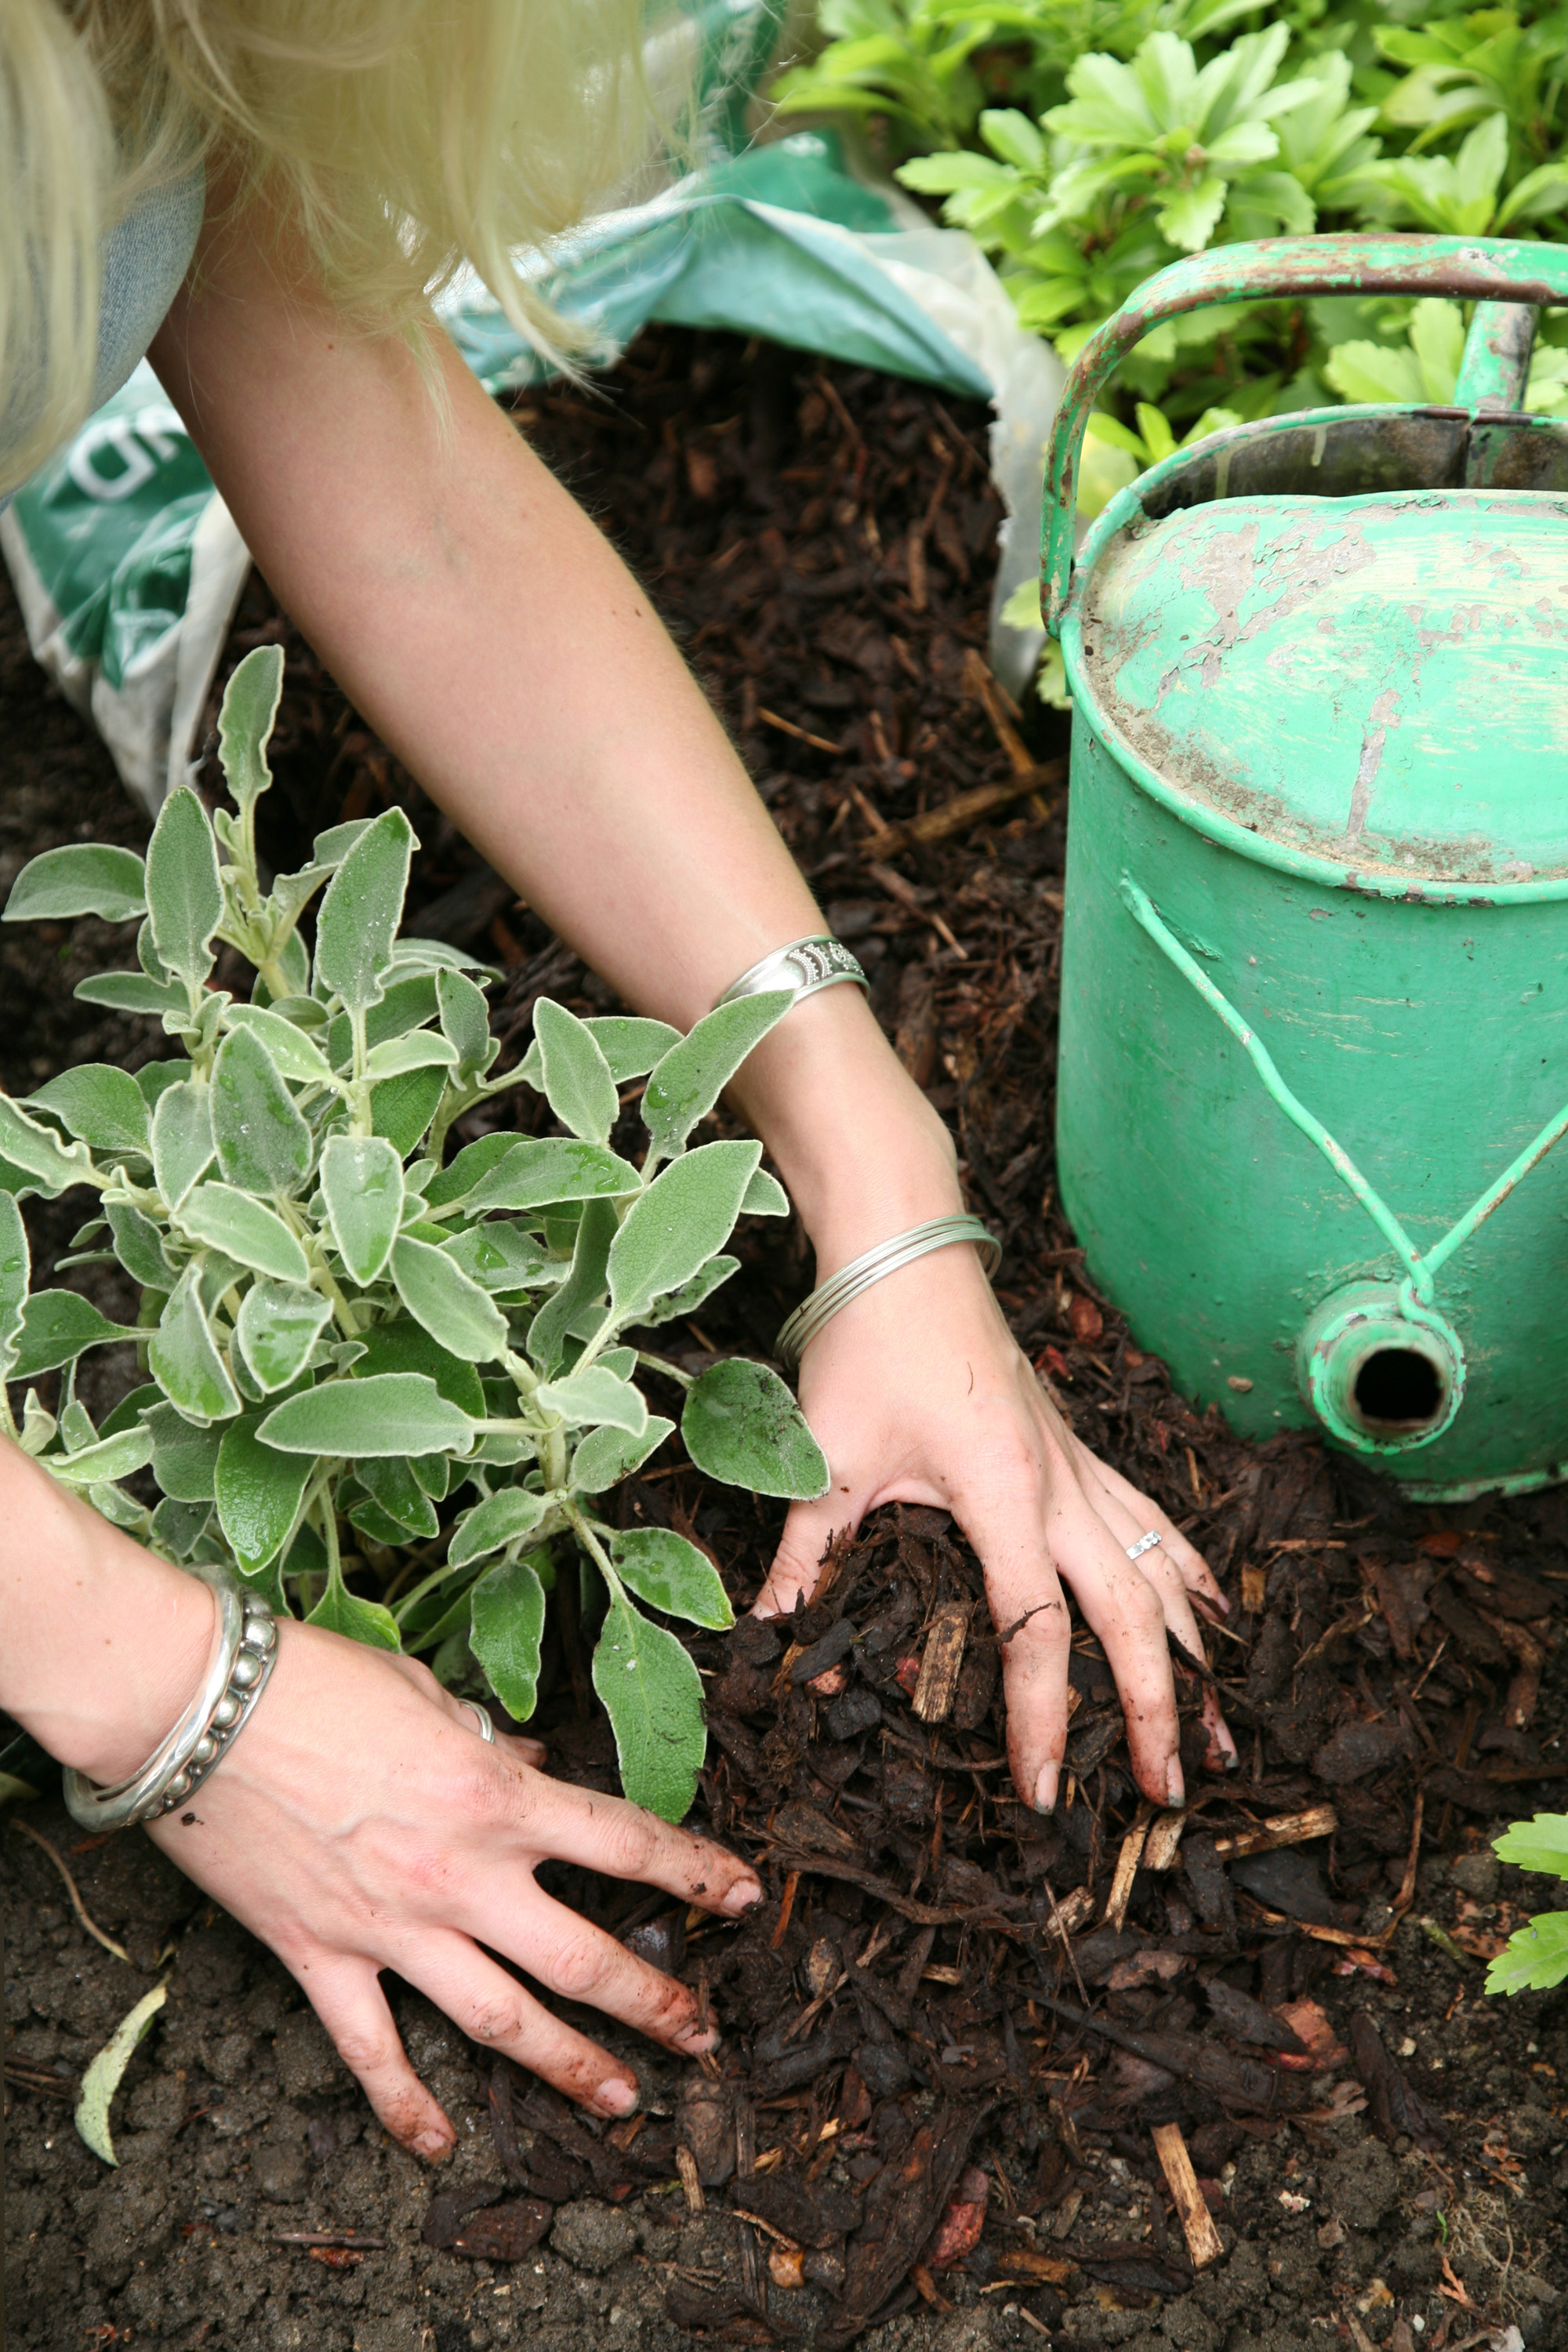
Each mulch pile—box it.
[8,322,1568,2347]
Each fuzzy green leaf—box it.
[314,808,416,1013]
[356,1454,439,1539]
[525,1195,615,1374]
[177,1183,311,1284]
[369,1062,448,1157]
[642,1254,740,1329]
[437,967,494,1070]
[641,993,792,1160]
[533,997,619,1146]
[593,1593,706,1822]
[320,1134,405,1285]
[27,1067,150,1158]
[1493,1813,1568,1879]
[235,1279,332,1394]
[213,1415,315,1575]
[259,1371,474,1457]
[146,786,223,985]
[682,1357,829,1500]
[740,1168,790,1218]
[611,1527,733,1629]
[210,1025,312,1200]
[1484,1909,1568,1996]
[9,1290,138,1380]
[4,842,147,925]
[216,645,284,815]
[0,1191,27,1381]
[150,1078,216,1212]
[363,1029,459,1083]
[608,1141,760,1319]
[466,1137,641,1214]
[221,1005,335,1088]
[75,1982,167,2165]
[106,1201,172,1290]
[149,1265,242,1425]
[423,1131,520,1210]
[448,1487,548,1570]
[570,1414,675,1495]
[441,1221,552,1293]
[536,1365,648,1434]
[390,1234,510,1363]
[144,1401,223,1501]
[350,1319,486,1415]
[74,971,187,1017]
[0,1093,97,1198]
[469,1555,548,1720]
[306,1572,401,1650]
[42,1425,155,1488]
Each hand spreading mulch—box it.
[5,325,1568,2352]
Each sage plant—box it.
[0,648,827,1820]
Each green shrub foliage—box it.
[1486,1813,1568,1996]
[0,648,828,1824]
[776,0,1568,448]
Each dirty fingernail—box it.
[412,2130,452,2161]
[676,2021,720,2055]
[1166,1759,1185,1807]
[722,1877,763,1916]
[1034,1762,1058,1814]
[599,2077,640,2117]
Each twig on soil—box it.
[7,1817,132,1963]
[1151,2121,1224,2270]
[757,706,845,757]
[1212,1804,1338,1859]
[273,2231,387,2250]
[866,860,967,957]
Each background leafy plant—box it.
[0,648,828,1826]
[1485,1813,1568,1995]
[775,0,1568,453]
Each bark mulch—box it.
[5,325,1568,2352]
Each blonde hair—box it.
[2,0,662,498]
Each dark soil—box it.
[5,326,1568,2352]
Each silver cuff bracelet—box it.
[715,935,869,1013]
[775,1214,1001,1370]
[63,1569,280,1832]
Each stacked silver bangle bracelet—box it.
[710,938,1000,1371]
[775,1214,1001,1370]
[62,1568,279,1832]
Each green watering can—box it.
[1044,234,1568,1501]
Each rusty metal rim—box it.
[1058,405,1568,907]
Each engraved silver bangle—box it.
[714,935,869,1014]
[775,1214,1001,1371]
[63,1569,279,1832]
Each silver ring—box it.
[466,1700,496,1743]
[1126,1530,1163,1562]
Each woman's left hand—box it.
[752,1236,1236,1816]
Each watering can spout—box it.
[1297,1287,1466,1459]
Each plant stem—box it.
[636,1348,695,1390]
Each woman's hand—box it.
[147,1622,761,2155]
[752,1238,1236,1814]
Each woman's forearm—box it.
[147,210,960,1262]
[0,1440,213,1784]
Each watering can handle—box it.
[1040,232,1568,633]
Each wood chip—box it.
[756,706,844,757]
[1241,1563,1268,1613]
[1103,1813,1151,1929]
[1142,1807,1189,1871]
[769,1869,799,1951]
[1212,1804,1337,1859]
[1151,2122,1224,2270]
[862,766,1063,857]
[1043,1886,1096,1940]
[996,2248,1074,2286]
[913,1602,971,1722]
[676,2145,705,2213]
[866,860,967,958]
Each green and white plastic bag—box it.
[1,122,1059,814]
[0,368,249,819]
